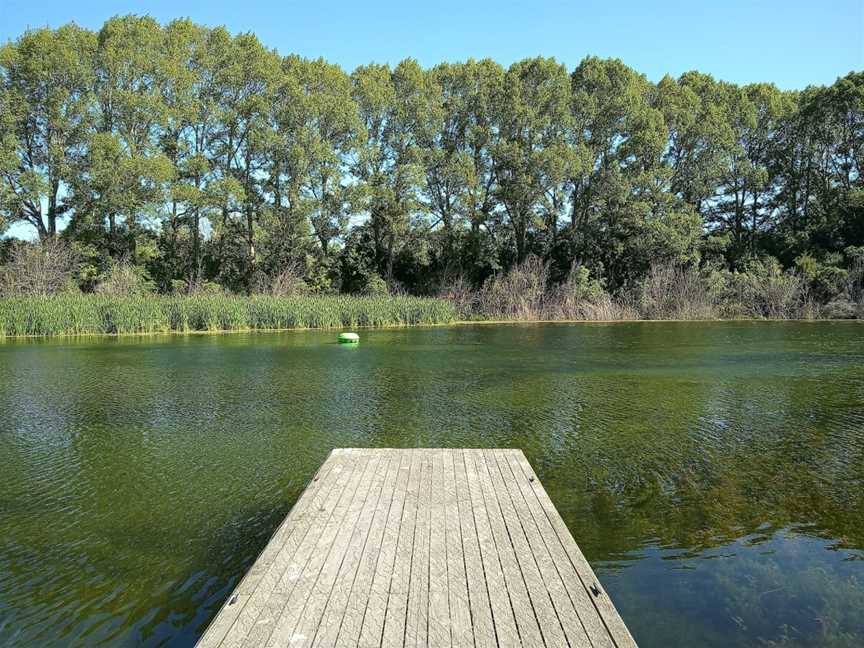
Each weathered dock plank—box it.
[441,451,473,648]
[197,448,638,648]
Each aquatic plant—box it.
[0,295,457,337]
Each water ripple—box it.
[0,322,862,647]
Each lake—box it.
[0,322,862,647]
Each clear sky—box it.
[1,0,862,90]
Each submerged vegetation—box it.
[1,16,862,330]
[1,323,862,646]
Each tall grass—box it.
[447,257,637,321]
[0,294,457,337]
[444,257,846,322]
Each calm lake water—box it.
[0,322,862,647]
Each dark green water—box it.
[1,322,862,647]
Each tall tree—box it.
[655,71,735,218]
[0,25,95,240]
[352,59,440,282]
[264,55,362,271]
[207,29,281,288]
[704,83,788,262]
[157,20,242,285]
[568,57,700,287]
[70,15,173,264]
[493,57,575,264]
[794,73,864,252]
[2,17,861,301]
[423,59,504,278]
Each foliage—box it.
[254,264,311,297]
[1,18,862,320]
[0,240,79,296]
[0,24,95,240]
[475,256,550,320]
[640,263,719,320]
[459,257,636,321]
[726,258,804,319]
[94,262,156,296]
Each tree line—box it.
[1,16,861,306]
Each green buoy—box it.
[338,332,360,344]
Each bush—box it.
[548,265,636,321]
[362,273,389,296]
[845,246,864,308]
[476,256,548,320]
[717,258,803,319]
[639,263,719,320]
[438,256,828,322]
[795,254,848,304]
[438,276,478,320]
[451,259,635,321]
[0,240,79,296]
[95,263,155,296]
[822,299,859,319]
[253,264,311,297]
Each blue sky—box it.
[1,0,861,89]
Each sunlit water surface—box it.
[0,322,862,647]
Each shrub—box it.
[822,299,859,319]
[548,265,636,320]
[795,254,848,304]
[731,259,803,319]
[95,263,155,296]
[438,276,478,320]
[639,263,719,320]
[0,240,79,296]
[253,264,310,297]
[444,260,633,321]
[845,246,864,308]
[362,273,389,296]
[476,256,548,320]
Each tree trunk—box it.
[514,213,527,264]
[386,232,395,282]
[246,204,255,263]
[108,213,117,257]
[34,214,49,242]
[47,191,57,238]
[372,210,384,272]
[750,199,759,254]
[192,208,201,282]
[244,158,256,270]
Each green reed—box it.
[0,294,457,337]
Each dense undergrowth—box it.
[2,252,861,337]
[445,257,864,322]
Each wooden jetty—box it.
[197,448,637,647]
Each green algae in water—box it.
[0,321,862,647]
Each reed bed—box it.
[0,295,457,337]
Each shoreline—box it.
[1,316,860,341]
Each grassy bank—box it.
[0,295,457,337]
[2,288,860,339]
[444,258,864,322]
